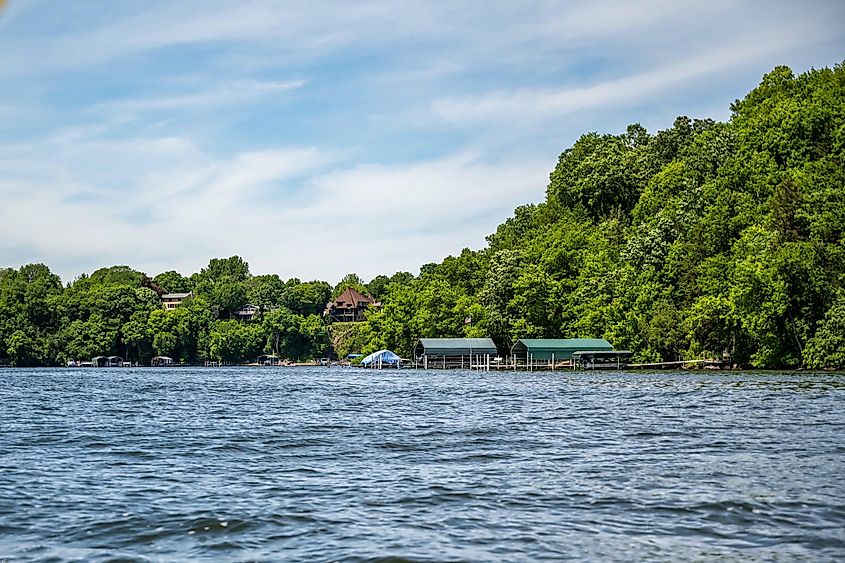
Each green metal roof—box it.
[415,338,497,356]
[511,338,613,360]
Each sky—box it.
[0,1,842,285]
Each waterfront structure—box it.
[324,288,375,323]
[161,291,193,310]
[257,354,284,365]
[92,356,124,367]
[414,338,497,369]
[511,338,612,360]
[572,350,633,369]
[511,338,631,370]
[151,356,174,367]
[361,349,402,368]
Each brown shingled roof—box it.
[331,287,374,309]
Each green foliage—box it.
[209,320,264,364]
[547,124,653,221]
[283,280,332,316]
[329,322,371,359]
[359,63,845,368]
[153,270,190,293]
[803,292,845,369]
[366,276,391,300]
[246,274,285,308]
[197,256,251,284]
[0,257,333,366]
[85,265,146,288]
[333,273,368,298]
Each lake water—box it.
[1,368,843,561]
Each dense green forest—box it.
[2,64,843,368]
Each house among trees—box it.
[161,291,193,310]
[234,304,260,321]
[325,288,375,323]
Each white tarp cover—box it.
[361,349,401,366]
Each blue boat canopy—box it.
[361,349,401,366]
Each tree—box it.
[209,320,264,363]
[366,275,391,300]
[153,270,190,293]
[191,256,251,297]
[283,280,332,316]
[153,331,178,358]
[333,273,367,298]
[547,127,649,220]
[246,274,286,308]
[211,281,247,319]
[262,308,300,357]
[7,330,38,366]
[201,256,251,283]
[804,292,845,369]
[122,318,152,362]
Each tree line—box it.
[1,64,844,368]
[0,258,341,365]
[359,64,845,369]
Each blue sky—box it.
[0,0,842,285]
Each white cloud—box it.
[430,33,803,125]
[0,0,422,75]
[95,79,307,117]
[243,152,550,282]
[5,0,822,77]
[0,0,843,286]
[0,130,547,284]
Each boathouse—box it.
[414,338,497,369]
[92,356,124,367]
[510,338,617,369]
[151,355,174,367]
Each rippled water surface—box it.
[1,368,844,561]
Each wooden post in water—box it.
[552,353,555,371]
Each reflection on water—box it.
[0,368,843,561]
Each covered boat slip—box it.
[151,355,174,367]
[571,350,633,370]
[91,356,129,367]
[361,349,403,369]
[414,338,498,370]
[510,338,627,370]
[414,337,631,370]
